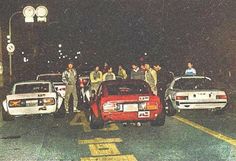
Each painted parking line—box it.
[79,137,123,144]
[100,123,119,131]
[79,137,138,161]
[173,115,236,146]
[70,111,119,132]
[89,143,121,156]
[81,155,137,161]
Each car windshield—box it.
[106,83,150,95]
[173,78,213,90]
[38,75,62,82]
[15,83,50,94]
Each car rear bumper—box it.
[175,101,227,110]
[8,105,57,116]
[101,110,160,122]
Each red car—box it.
[89,80,165,129]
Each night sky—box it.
[0,0,235,78]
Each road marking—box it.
[79,138,123,144]
[79,137,138,161]
[70,111,119,132]
[81,155,137,161]
[69,111,91,132]
[100,123,119,131]
[89,143,121,156]
[173,115,236,146]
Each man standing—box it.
[144,63,157,95]
[103,67,116,81]
[185,62,197,76]
[62,62,79,113]
[90,66,103,94]
[118,65,128,79]
[130,63,145,80]
[153,63,172,104]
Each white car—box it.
[36,73,66,98]
[2,81,64,121]
[165,76,228,116]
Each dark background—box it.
[0,0,235,79]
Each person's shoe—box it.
[136,122,142,127]
[65,109,69,114]
[130,123,136,126]
[74,109,80,113]
[122,122,128,127]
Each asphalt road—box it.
[0,88,236,161]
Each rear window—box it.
[37,75,62,82]
[15,83,50,94]
[106,83,150,95]
[173,78,213,90]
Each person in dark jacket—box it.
[103,67,116,81]
[130,64,145,80]
[153,63,172,106]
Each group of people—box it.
[61,61,197,114]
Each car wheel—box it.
[150,108,166,126]
[2,107,14,121]
[213,108,225,115]
[89,111,104,129]
[165,100,177,116]
[53,104,66,118]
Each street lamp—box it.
[35,6,48,22]
[7,6,48,78]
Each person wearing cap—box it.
[62,62,79,113]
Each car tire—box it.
[165,100,177,116]
[89,111,104,129]
[2,107,14,121]
[150,108,166,126]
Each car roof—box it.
[174,75,211,80]
[101,79,148,86]
[14,80,52,85]
[37,73,62,77]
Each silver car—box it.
[165,76,228,116]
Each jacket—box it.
[62,68,77,85]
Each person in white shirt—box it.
[185,62,196,76]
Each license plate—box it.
[26,100,38,107]
[123,104,138,112]
[138,111,150,118]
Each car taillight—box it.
[9,100,22,107]
[176,96,188,100]
[79,79,84,87]
[216,95,227,99]
[103,102,117,112]
[39,98,55,106]
[146,102,158,110]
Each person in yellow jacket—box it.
[118,65,128,79]
[90,66,103,94]
[144,63,157,95]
